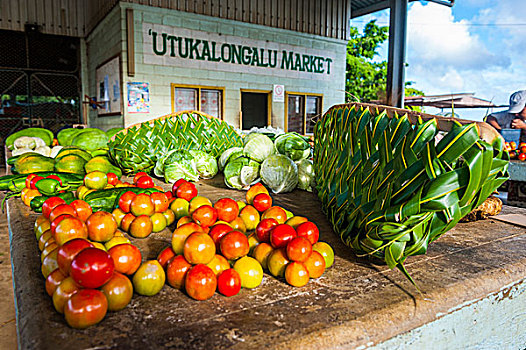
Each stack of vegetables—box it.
[220,131,315,193]
[313,103,509,286]
[108,111,243,183]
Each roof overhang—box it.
[352,0,454,18]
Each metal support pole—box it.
[386,0,408,108]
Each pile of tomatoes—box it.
[505,141,526,161]
[32,174,335,329]
[154,180,335,301]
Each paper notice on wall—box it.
[127,82,150,113]
[273,84,285,102]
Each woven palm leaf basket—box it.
[108,110,243,174]
[313,102,509,285]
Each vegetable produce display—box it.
[220,131,314,192]
[108,111,243,174]
[313,103,509,286]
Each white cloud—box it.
[406,2,507,70]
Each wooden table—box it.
[7,177,526,349]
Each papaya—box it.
[6,128,53,149]
[14,153,55,174]
[56,147,92,162]
[71,129,109,151]
[84,156,112,174]
[54,154,87,174]
[57,128,83,146]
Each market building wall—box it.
[85,5,125,130]
[85,2,346,131]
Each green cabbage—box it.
[243,133,275,162]
[274,132,311,161]
[189,150,218,179]
[296,159,315,192]
[219,147,243,171]
[155,149,199,183]
[223,156,260,190]
[260,154,298,193]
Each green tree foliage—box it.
[346,20,424,103]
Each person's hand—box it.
[511,118,526,130]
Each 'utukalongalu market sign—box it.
[143,23,336,79]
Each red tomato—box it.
[255,218,279,243]
[157,246,176,269]
[252,193,272,212]
[519,152,526,161]
[185,264,217,301]
[217,268,241,297]
[171,179,188,195]
[133,172,149,184]
[270,224,297,248]
[286,236,312,262]
[136,175,154,189]
[118,191,137,213]
[49,204,77,223]
[106,172,119,186]
[213,198,239,222]
[164,191,173,200]
[296,222,319,245]
[50,213,74,236]
[108,243,142,275]
[53,216,89,246]
[304,250,326,278]
[42,197,66,219]
[184,232,216,265]
[69,199,93,222]
[70,248,114,288]
[208,224,232,250]
[176,182,197,201]
[64,289,108,329]
[166,255,192,289]
[52,276,80,314]
[45,268,67,296]
[191,205,218,227]
[285,262,310,287]
[150,192,169,212]
[101,272,133,311]
[220,230,249,260]
[57,238,94,275]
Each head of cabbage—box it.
[219,147,243,171]
[223,155,260,190]
[274,132,311,161]
[154,149,199,183]
[260,154,298,193]
[296,159,315,192]
[243,133,275,163]
[189,150,218,179]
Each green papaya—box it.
[54,154,87,174]
[6,128,53,149]
[57,128,83,146]
[84,156,112,174]
[14,153,55,174]
[71,129,109,151]
[56,147,92,162]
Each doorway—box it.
[241,91,269,130]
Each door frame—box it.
[284,91,324,134]
[239,89,272,129]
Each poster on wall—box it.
[127,82,150,113]
[96,56,122,116]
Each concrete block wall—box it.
[87,3,347,130]
[85,5,125,131]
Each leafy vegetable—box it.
[274,132,311,161]
[219,147,243,171]
[224,156,260,190]
[260,154,298,193]
[189,150,218,179]
[297,159,315,192]
[243,133,275,162]
[155,149,199,183]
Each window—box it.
[286,93,322,134]
[171,84,224,118]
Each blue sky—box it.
[351,0,526,121]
